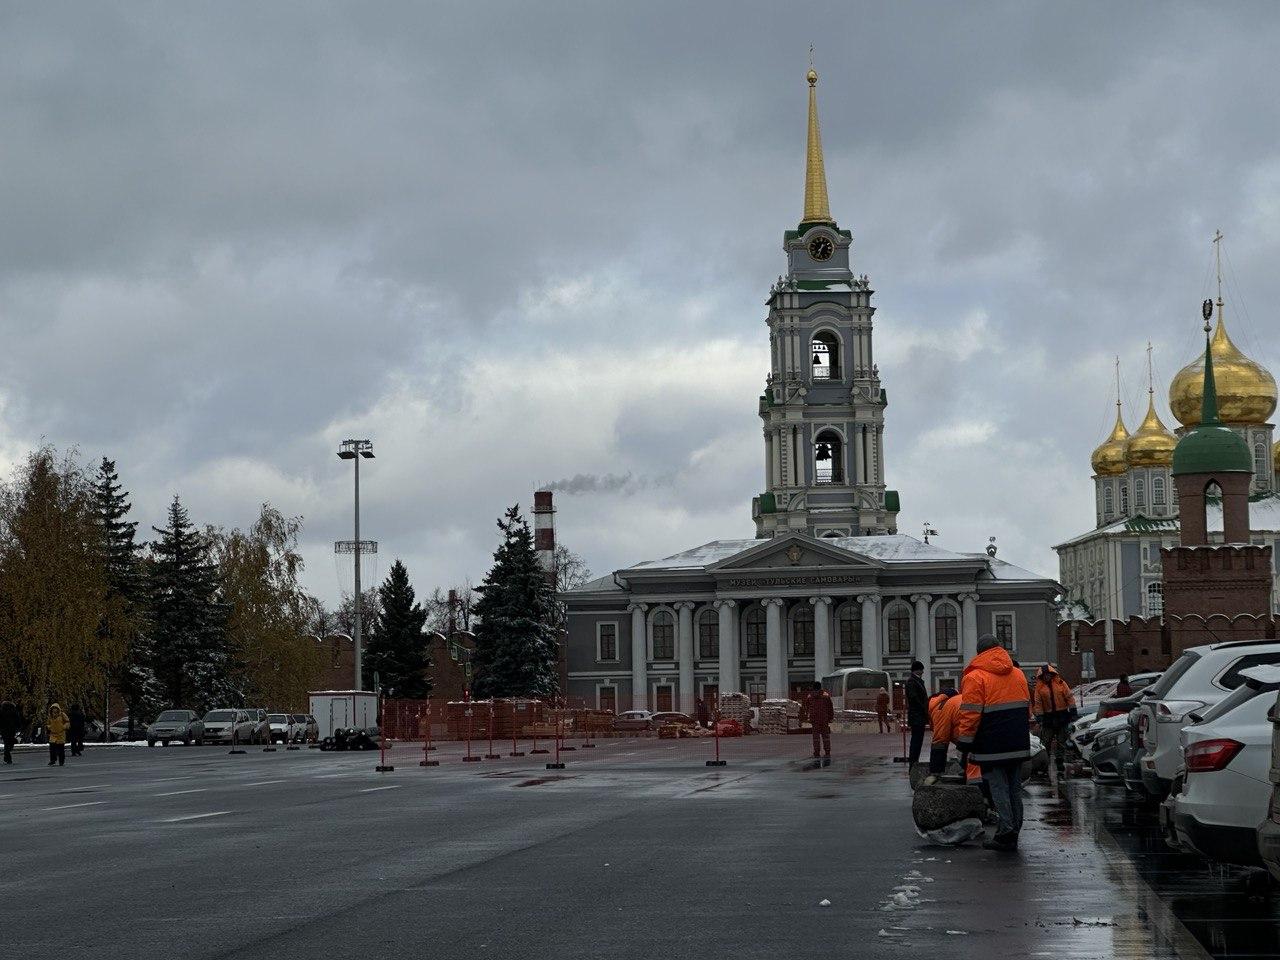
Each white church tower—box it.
[753,68,900,538]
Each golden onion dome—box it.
[1091,404,1130,476]
[1125,393,1176,467]
[1169,315,1276,426]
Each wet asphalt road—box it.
[0,734,1273,959]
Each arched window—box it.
[1135,477,1145,509]
[743,605,767,658]
[811,330,840,380]
[886,603,912,655]
[650,610,674,660]
[1146,581,1164,616]
[792,605,815,656]
[1119,483,1130,514]
[697,609,719,660]
[933,604,959,653]
[837,603,861,656]
[814,429,845,484]
[1255,442,1267,480]
[1153,475,1166,506]
[1103,484,1114,516]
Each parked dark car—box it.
[108,717,150,742]
[612,710,654,732]
[651,712,696,727]
[319,726,382,751]
[147,710,204,747]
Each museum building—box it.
[563,70,1060,714]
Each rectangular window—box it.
[745,613,767,658]
[793,617,815,656]
[652,622,674,661]
[598,686,617,713]
[838,608,861,656]
[1153,476,1166,506]
[887,608,911,654]
[597,622,618,662]
[934,610,958,653]
[698,617,719,660]
[993,612,1015,651]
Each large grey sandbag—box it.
[917,816,985,846]
[911,783,987,832]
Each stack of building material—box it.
[757,702,791,735]
[718,692,751,726]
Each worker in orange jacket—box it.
[954,635,1032,851]
[1032,663,1076,774]
[923,686,959,783]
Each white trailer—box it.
[309,690,379,740]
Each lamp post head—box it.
[338,439,374,460]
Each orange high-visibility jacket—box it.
[954,646,1032,765]
[928,693,961,747]
[1032,667,1076,724]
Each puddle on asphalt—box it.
[1062,780,1280,959]
[513,775,573,787]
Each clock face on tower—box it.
[808,236,834,261]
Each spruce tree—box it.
[92,459,161,727]
[364,560,431,697]
[471,505,558,699]
[149,496,234,711]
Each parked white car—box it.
[1073,712,1129,765]
[202,709,257,745]
[267,713,295,744]
[1163,665,1280,868]
[1134,640,1280,798]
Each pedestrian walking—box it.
[0,700,19,765]
[954,635,1032,851]
[905,661,928,765]
[1032,664,1076,774]
[46,704,69,767]
[924,685,959,784]
[695,696,709,729]
[68,703,87,758]
[803,681,834,760]
[1114,674,1133,698]
[875,687,892,733]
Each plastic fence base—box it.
[419,759,439,766]
[263,747,277,753]
[530,748,549,755]
[545,762,565,770]
[509,751,525,757]
[228,749,246,755]
[375,765,394,772]
[706,759,727,766]
[484,753,501,759]
[462,756,482,763]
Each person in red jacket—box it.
[803,682,835,760]
[955,635,1032,851]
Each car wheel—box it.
[148,740,155,748]
[183,736,191,746]
[162,740,169,747]
[196,738,204,746]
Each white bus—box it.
[820,668,893,714]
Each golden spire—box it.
[1126,342,1176,468]
[803,56,833,224]
[1092,356,1131,476]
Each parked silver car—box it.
[202,709,257,745]
[147,710,204,747]
[291,714,319,743]
[243,708,271,744]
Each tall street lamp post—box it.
[336,439,376,690]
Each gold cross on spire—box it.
[1213,229,1224,308]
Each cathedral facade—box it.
[563,70,1060,713]
[1055,267,1280,622]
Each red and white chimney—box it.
[533,490,556,582]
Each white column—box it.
[911,594,932,692]
[811,596,833,680]
[960,592,979,663]
[858,594,881,669]
[628,603,648,712]
[676,601,695,715]
[765,598,786,700]
[771,429,782,489]
[764,432,773,488]
[714,599,738,696]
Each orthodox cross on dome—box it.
[1213,229,1225,309]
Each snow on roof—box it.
[568,572,625,595]
[1055,494,1280,548]
[626,534,1002,573]
[963,554,1051,582]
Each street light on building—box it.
[336,439,376,690]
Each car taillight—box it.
[1184,738,1244,773]
[1136,714,1148,748]
[1102,709,1124,718]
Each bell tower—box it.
[752,67,899,539]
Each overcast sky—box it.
[3,1,1280,605]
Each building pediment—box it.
[708,534,883,573]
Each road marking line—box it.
[156,788,208,797]
[360,785,401,793]
[41,800,106,812]
[246,779,286,786]
[162,811,230,823]
[146,776,195,784]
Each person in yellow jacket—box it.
[1032,663,1077,775]
[46,703,69,767]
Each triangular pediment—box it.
[708,534,883,572]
